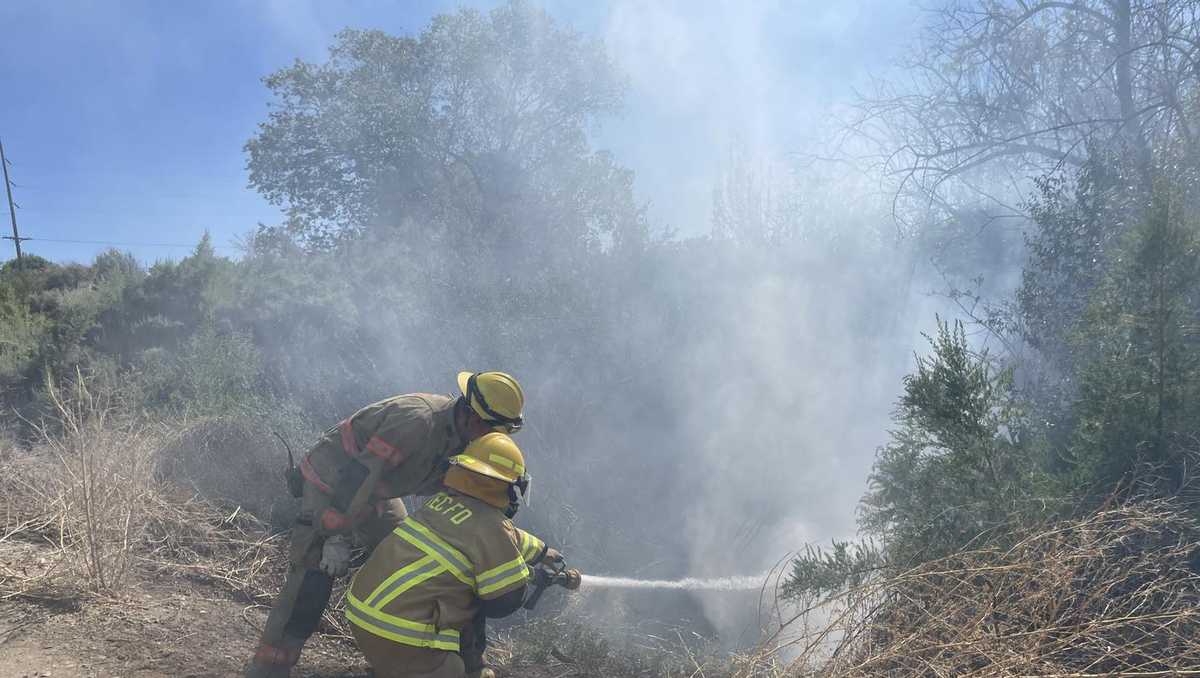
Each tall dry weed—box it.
[31,370,159,593]
[0,372,294,609]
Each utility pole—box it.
[0,138,23,262]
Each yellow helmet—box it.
[446,432,531,514]
[457,371,524,432]
[449,432,526,483]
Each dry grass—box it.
[496,502,1200,678]
[498,616,723,678]
[155,416,299,529]
[44,374,158,592]
[0,374,357,642]
[0,372,159,597]
[137,487,286,600]
[0,373,289,608]
[772,501,1200,677]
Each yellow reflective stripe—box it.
[476,555,529,596]
[488,454,515,469]
[477,555,526,583]
[517,529,544,563]
[346,601,460,651]
[365,555,444,608]
[487,453,523,476]
[394,518,474,586]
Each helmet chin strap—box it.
[505,474,532,518]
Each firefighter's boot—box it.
[245,633,305,678]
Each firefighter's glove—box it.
[320,534,352,578]
[541,548,564,566]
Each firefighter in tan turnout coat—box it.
[246,371,525,678]
[347,432,574,678]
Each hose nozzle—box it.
[524,557,580,609]
[563,568,582,591]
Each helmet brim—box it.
[456,371,473,398]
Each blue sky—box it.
[0,0,918,264]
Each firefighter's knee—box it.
[283,569,333,639]
[288,512,326,569]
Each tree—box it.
[711,141,801,246]
[1065,177,1200,501]
[784,318,1040,599]
[241,0,649,426]
[245,1,638,259]
[857,319,1036,566]
[90,234,234,361]
[846,0,1200,223]
[1019,153,1135,365]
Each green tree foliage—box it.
[1066,180,1200,501]
[1020,156,1134,365]
[782,539,882,601]
[98,234,235,359]
[245,0,637,258]
[0,254,126,410]
[1006,156,1134,464]
[786,320,1039,599]
[0,237,256,429]
[787,163,1200,600]
[860,319,1035,566]
[131,325,270,418]
[238,0,649,439]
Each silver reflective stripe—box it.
[367,558,444,607]
[476,560,527,592]
[346,606,458,646]
[397,520,472,577]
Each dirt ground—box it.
[0,573,367,678]
[0,563,566,678]
[0,443,630,678]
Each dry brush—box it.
[775,502,1200,677]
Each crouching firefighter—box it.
[346,432,581,678]
[246,372,525,678]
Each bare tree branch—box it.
[837,0,1200,226]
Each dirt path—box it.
[0,579,572,678]
[0,577,367,678]
[0,533,576,678]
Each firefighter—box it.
[246,372,525,678]
[346,432,576,678]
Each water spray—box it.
[524,553,769,610]
[581,573,767,591]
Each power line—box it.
[20,236,239,251]
[27,236,198,247]
[0,138,239,257]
